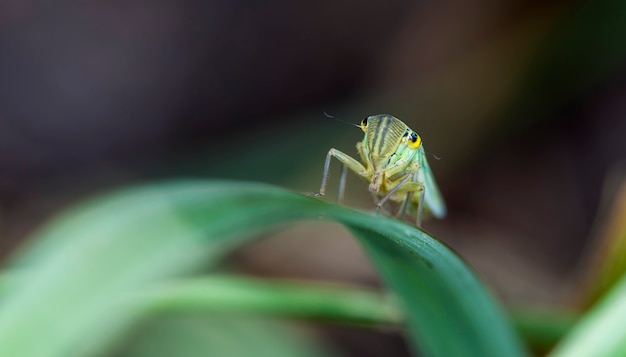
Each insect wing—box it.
[418,147,447,218]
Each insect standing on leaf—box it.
[316,114,446,227]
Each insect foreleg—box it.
[356,142,367,163]
[375,174,413,212]
[371,192,394,215]
[380,180,425,227]
[318,148,367,202]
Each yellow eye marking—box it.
[407,131,422,149]
[359,117,368,132]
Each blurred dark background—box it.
[1,0,625,355]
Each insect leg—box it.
[396,192,413,218]
[386,167,414,216]
[401,169,426,227]
[371,193,394,215]
[380,180,425,227]
[408,169,426,227]
[416,188,425,227]
[337,164,348,203]
[318,148,367,201]
[356,142,367,163]
[376,173,412,211]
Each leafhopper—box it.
[316,114,446,227]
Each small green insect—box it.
[316,114,446,227]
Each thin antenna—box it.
[424,150,442,160]
[323,112,360,128]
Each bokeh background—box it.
[1,0,626,355]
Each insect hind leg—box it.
[415,188,425,227]
[396,192,413,218]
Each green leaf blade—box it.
[0,181,527,357]
[550,272,626,357]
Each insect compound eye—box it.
[359,117,368,132]
[407,131,422,148]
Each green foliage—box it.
[0,180,526,357]
[116,316,335,357]
[550,272,626,357]
[3,180,626,357]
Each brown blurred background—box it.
[1,0,625,355]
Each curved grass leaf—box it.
[140,276,402,327]
[576,176,626,308]
[509,307,577,351]
[116,316,336,357]
[550,272,626,357]
[0,181,526,357]
[140,275,572,350]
